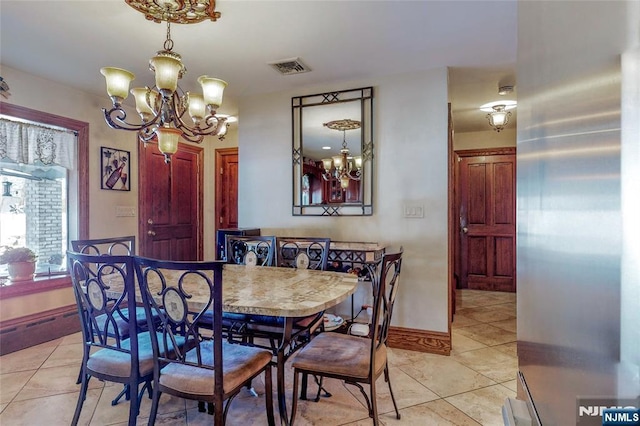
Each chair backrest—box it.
[67,251,140,359]
[275,237,331,270]
[225,235,276,267]
[370,247,403,366]
[133,256,225,396]
[71,236,136,256]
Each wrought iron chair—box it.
[195,235,277,341]
[68,251,163,426]
[224,235,276,266]
[244,237,332,351]
[70,236,156,405]
[289,248,404,425]
[275,236,331,270]
[71,235,136,257]
[133,256,275,426]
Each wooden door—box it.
[215,148,238,231]
[456,148,516,292]
[139,141,204,260]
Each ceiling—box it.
[0,0,517,134]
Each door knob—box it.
[462,227,468,234]
[147,230,156,236]
[147,218,154,225]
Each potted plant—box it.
[0,246,37,282]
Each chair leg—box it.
[72,370,90,426]
[265,365,276,426]
[128,382,139,426]
[290,369,300,426]
[384,365,401,419]
[148,387,162,426]
[111,384,129,406]
[370,380,379,426]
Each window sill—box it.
[0,275,71,300]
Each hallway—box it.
[0,290,517,425]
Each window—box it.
[0,103,88,286]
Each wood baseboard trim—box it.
[0,304,80,355]
[388,326,451,355]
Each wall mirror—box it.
[292,87,373,216]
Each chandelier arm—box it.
[102,106,162,132]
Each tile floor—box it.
[0,289,517,425]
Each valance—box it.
[0,118,76,170]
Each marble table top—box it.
[108,264,359,318]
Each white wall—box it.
[454,128,516,151]
[238,68,450,332]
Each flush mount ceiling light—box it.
[321,119,362,190]
[100,1,227,163]
[480,100,517,133]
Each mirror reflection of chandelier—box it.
[321,119,362,190]
[100,1,227,163]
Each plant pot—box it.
[7,261,36,282]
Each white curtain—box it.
[0,118,76,170]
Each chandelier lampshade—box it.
[100,4,228,163]
[486,105,512,132]
[321,119,362,190]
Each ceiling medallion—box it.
[125,0,221,24]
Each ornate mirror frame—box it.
[292,87,374,216]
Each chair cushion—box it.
[87,331,184,378]
[95,306,158,338]
[291,332,387,380]
[158,340,272,396]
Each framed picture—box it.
[100,147,130,191]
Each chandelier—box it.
[321,119,362,190]
[486,105,512,132]
[100,1,227,163]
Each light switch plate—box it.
[115,206,135,217]
[404,204,424,218]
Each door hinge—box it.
[220,167,223,175]
[219,217,223,224]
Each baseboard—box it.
[0,304,80,355]
[387,326,451,355]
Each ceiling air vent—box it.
[268,57,311,75]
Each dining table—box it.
[106,262,359,425]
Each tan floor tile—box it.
[446,384,516,426]
[90,383,185,425]
[386,347,443,367]
[0,388,101,426]
[345,365,439,414]
[493,342,517,357]
[398,356,496,398]
[451,333,488,355]
[59,331,84,346]
[489,318,517,333]
[287,377,370,425]
[0,403,7,413]
[382,399,481,425]
[501,380,518,392]
[455,324,516,346]
[452,347,518,383]
[40,342,85,369]
[451,313,482,328]
[0,341,58,374]
[0,370,36,404]
[454,305,515,323]
[14,364,102,401]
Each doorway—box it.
[454,147,516,293]
[138,141,204,260]
[215,148,239,232]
